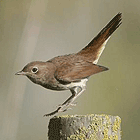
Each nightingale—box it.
[16,13,122,116]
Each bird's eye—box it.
[31,67,38,74]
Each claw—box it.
[43,107,61,117]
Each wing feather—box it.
[54,61,108,84]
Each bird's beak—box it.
[15,71,26,75]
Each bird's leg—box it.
[43,94,76,117]
[43,95,76,117]
[58,86,85,112]
[43,86,85,117]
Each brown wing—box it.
[77,13,122,64]
[54,61,108,84]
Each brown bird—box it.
[16,13,122,116]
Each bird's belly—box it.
[42,83,68,91]
[42,78,88,91]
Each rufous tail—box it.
[77,12,122,64]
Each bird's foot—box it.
[57,102,77,112]
[57,102,77,108]
[43,102,77,117]
[43,107,61,117]
[59,107,72,112]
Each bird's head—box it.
[15,61,54,85]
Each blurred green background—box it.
[0,0,140,140]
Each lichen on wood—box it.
[48,114,121,140]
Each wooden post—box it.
[48,114,121,140]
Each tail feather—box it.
[77,12,122,64]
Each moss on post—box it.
[48,114,121,140]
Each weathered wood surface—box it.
[48,114,121,140]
